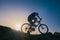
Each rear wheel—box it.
[38,24,49,34]
[21,23,30,33]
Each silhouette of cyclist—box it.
[28,12,42,28]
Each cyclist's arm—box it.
[37,16,42,21]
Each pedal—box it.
[31,28,35,31]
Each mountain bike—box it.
[21,19,49,34]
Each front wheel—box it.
[38,24,49,34]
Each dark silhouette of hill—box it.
[29,32,60,40]
[0,25,60,40]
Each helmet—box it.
[28,12,38,23]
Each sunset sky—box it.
[0,0,60,34]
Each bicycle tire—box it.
[21,23,30,33]
[38,24,49,34]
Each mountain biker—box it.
[28,12,42,27]
[21,12,48,34]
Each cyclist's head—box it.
[28,12,38,19]
[28,12,39,23]
[30,12,38,17]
